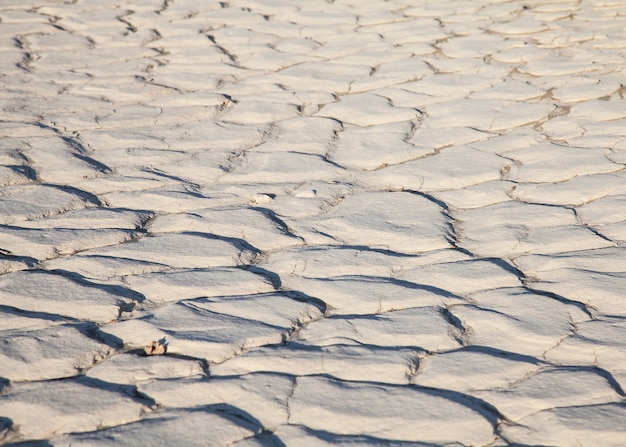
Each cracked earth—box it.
[1,0,626,446]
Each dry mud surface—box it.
[1,1,626,446]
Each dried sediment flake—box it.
[54,410,256,447]
[454,287,589,357]
[149,207,303,252]
[424,98,554,131]
[101,294,320,362]
[502,403,626,446]
[0,377,149,439]
[400,259,521,296]
[289,376,495,444]
[86,232,253,269]
[0,270,134,323]
[281,274,465,316]
[476,367,623,422]
[124,267,274,302]
[365,145,505,192]
[414,348,541,393]
[296,306,460,351]
[328,121,434,170]
[0,324,113,382]
[308,191,450,253]
[86,353,205,385]
[314,92,421,126]
[139,373,294,430]
[0,184,98,225]
[503,143,620,183]
[457,201,614,257]
[211,344,419,384]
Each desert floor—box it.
[1,0,626,446]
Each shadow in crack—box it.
[413,385,506,427]
[305,274,464,302]
[295,425,437,446]
[371,275,463,299]
[481,256,527,279]
[1,416,54,446]
[58,403,288,446]
[71,152,113,175]
[1,441,53,447]
[0,251,39,268]
[69,376,157,407]
[77,322,125,350]
[0,417,11,431]
[0,304,72,324]
[204,403,287,447]
[182,231,262,255]
[325,244,420,258]
[45,184,103,206]
[44,269,146,303]
[242,265,282,289]
[522,286,594,319]
[558,365,626,397]
[446,345,544,365]
[6,165,36,181]
[281,290,327,314]
[249,206,304,240]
